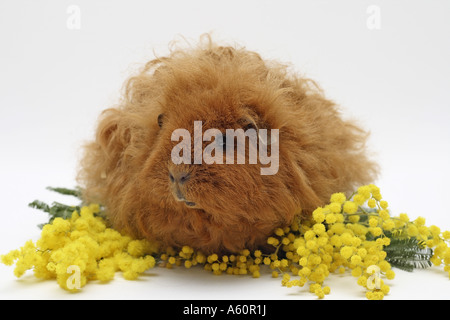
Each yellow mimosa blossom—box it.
[2,184,450,301]
[1,204,157,291]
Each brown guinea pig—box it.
[78,36,378,254]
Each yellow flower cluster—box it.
[386,211,450,274]
[1,204,158,291]
[2,184,450,300]
[295,185,396,299]
[275,184,450,300]
[159,246,264,278]
[154,184,446,300]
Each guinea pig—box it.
[78,36,378,254]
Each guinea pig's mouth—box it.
[172,189,197,207]
[172,186,198,208]
[179,199,198,208]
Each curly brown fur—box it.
[78,36,378,254]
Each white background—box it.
[1,0,449,300]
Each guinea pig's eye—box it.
[220,135,227,151]
[214,133,227,151]
[222,136,228,151]
[243,122,258,132]
[157,114,164,128]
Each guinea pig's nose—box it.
[168,170,190,184]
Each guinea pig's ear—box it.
[157,113,164,128]
[93,109,130,180]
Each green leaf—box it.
[28,187,84,229]
[28,186,108,229]
[384,237,433,272]
[46,186,82,199]
[28,200,51,213]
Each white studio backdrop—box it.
[0,0,449,299]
